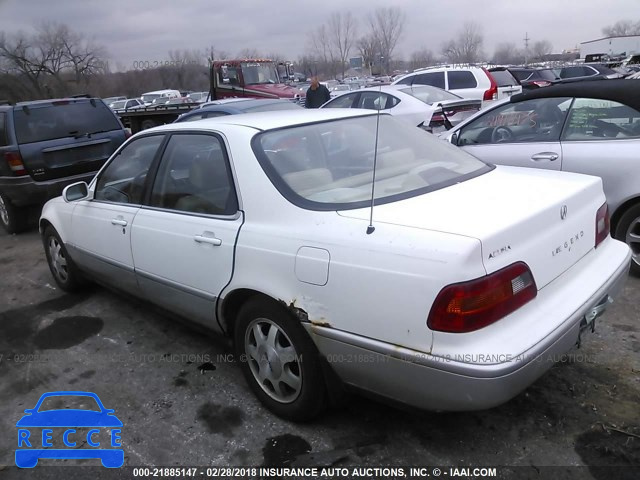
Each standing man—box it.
[305,77,331,108]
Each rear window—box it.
[397,85,460,104]
[251,115,490,211]
[0,112,7,146]
[412,72,446,89]
[537,69,558,81]
[13,100,121,144]
[447,71,478,89]
[510,70,534,82]
[489,70,519,87]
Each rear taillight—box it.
[4,151,27,176]
[532,80,552,88]
[124,128,132,139]
[427,262,537,333]
[595,202,610,248]
[482,68,498,101]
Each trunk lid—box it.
[338,166,603,289]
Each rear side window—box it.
[13,100,122,144]
[447,71,478,89]
[510,70,534,82]
[0,112,8,147]
[356,92,399,110]
[560,66,588,79]
[323,93,358,108]
[412,72,445,89]
[490,70,519,87]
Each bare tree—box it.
[531,40,553,62]
[328,12,357,79]
[308,24,338,78]
[357,34,379,75]
[492,42,524,65]
[237,47,262,59]
[367,7,405,75]
[602,20,640,36]
[441,22,484,64]
[409,47,435,70]
[0,23,108,97]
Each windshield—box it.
[397,85,460,104]
[252,115,490,210]
[242,62,279,85]
[142,94,161,102]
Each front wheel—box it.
[234,297,326,421]
[614,204,640,276]
[42,226,85,291]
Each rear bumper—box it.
[0,172,97,207]
[306,239,631,411]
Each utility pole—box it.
[524,32,530,65]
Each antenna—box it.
[366,84,383,235]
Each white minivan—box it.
[140,89,181,105]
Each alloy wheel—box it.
[0,195,9,226]
[626,215,640,268]
[244,318,302,403]
[48,236,69,283]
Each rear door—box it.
[131,133,242,331]
[445,70,482,100]
[456,97,571,170]
[12,100,126,181]
[560,97,640,209]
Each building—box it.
[579,35,640,59]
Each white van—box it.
[140,89,181,105]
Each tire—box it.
[140,119,159,130]
[614,203,640,276]
[0,192,27,234]
[234,297,326,421]
[42,226,85,292]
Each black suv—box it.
[0,97,127,233]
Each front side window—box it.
[94,135,164,204]
[562,98,640,141]
[457,97,571,145]
[149,134,237,216]
[447,71,478,89]
[412,72,445,89]
[252,115,490,210]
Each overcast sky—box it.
[1,0,638,70]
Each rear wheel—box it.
[0,192,27,234]
[42,226,85,291]
[614,203,640,276]
[234,297,326,421]
[140,119,159,130]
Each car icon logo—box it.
[15,391,123,468]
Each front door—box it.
[456,97,571,171]
[70,134,166,291]
[131,133,242,331]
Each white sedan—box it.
[321,84,481,132]
[40,109,630,420]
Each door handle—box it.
[194,234,222,246]
[531,152,559,162]
[111,218,127,226]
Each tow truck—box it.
[118,59,303,133]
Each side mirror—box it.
[63,182,89,203]
[450,132,459,146]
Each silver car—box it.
[443,79,640,275]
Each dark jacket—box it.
[305,84,331,108]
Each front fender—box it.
[40,197,76,243]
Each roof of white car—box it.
[151,109,375,132]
